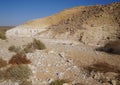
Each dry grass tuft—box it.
[8,45,21,53]
[23,39,46,53]
[5,65,32,81]
[23,43,35,53]
[9,53,31,65]
[0,29,7,40]
[33,39,46,50]
[50,79,66,85]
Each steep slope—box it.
[6,2,120,46]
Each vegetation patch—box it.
[23,43,35,53]
[0,31,6,40]
[0,26,13,40]
[9,53,31,65]
[50,79,66,85]
[8,45,21,52]
[32,39,46,50]
[5,65,32,81]
[8,39,46,53]
[0,50,32,82]
[0,28,9,40]
[0,58,7,68]
[23,39,46,53]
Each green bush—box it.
[8,45,21,52]
[5,65,32,81]
[0,31,6,40]
[23,39,46,53]
[50,79,66,85]
[33,39,46,50]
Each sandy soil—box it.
[0,37,120,85]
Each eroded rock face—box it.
[96,41,120,55]
[6,26,47,37]
[80,12,120,45]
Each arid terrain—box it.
[0,2,120,85]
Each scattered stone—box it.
[48,64,52,67]
[42,81,47,84]
[56,72,64,79]
[14,82,19,85]
[48,78,54,83]
[111,80,117,85]
[58,52,65,58]
[63,83,69,85]
[49,50,55,54]
[98,79,104,83]
[102,83,110,85]
[105,72,119,80]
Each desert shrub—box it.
[33,39,46,50]
[0,31,6,40]
[8,45,21,52]
[23,43,35,53]
[5,65,32,81]
[50,79,66,85]
[84,62,120,73]
[0,58,7,68]
[9,53,31,65]
[19,80,32,85]
[23,39,46,53]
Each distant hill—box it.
[0,26,14,29]
[6,2,120,46]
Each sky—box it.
[0,0,119,26]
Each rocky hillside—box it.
[2,2,120,85]
[6,2,120,45]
